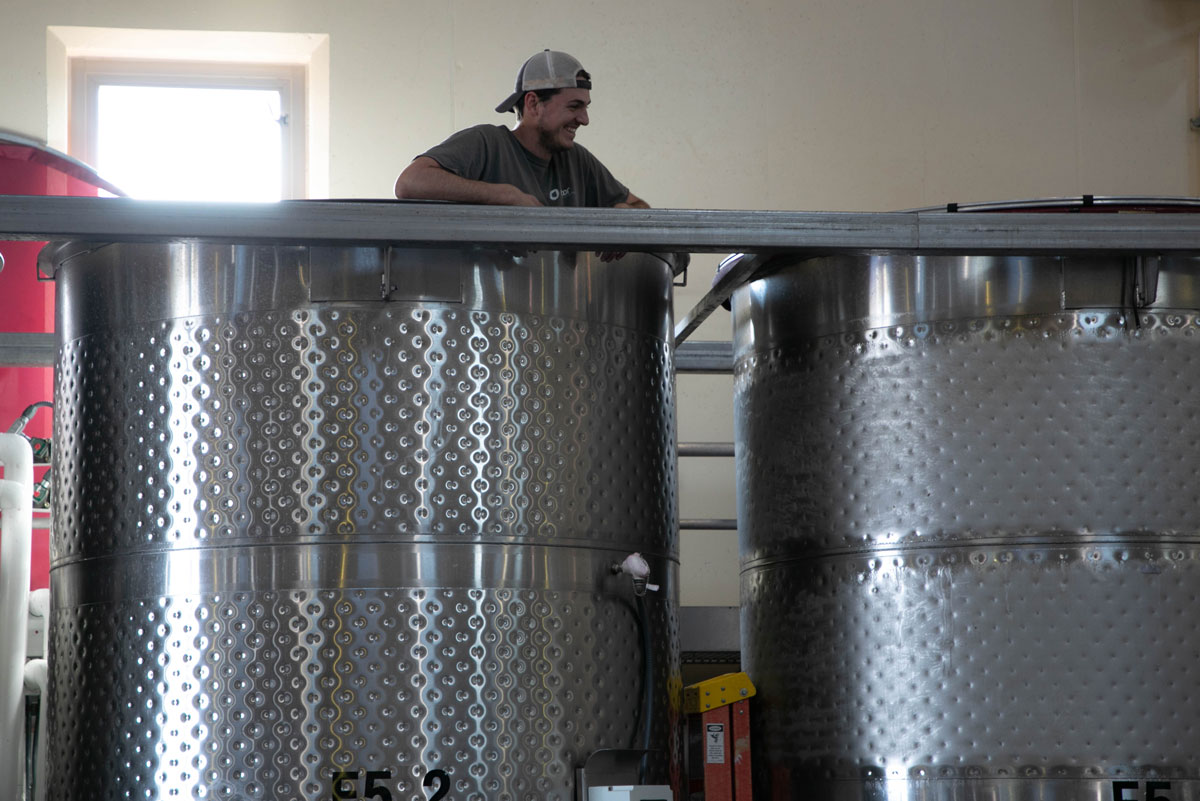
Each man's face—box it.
[531,88,591,153]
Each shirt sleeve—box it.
[418,126,492,181]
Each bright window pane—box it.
[96,85,284,202]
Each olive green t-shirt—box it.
[419,124,630,207]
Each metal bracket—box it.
[575,749,666,801]
[673,260,688,287]
[35,240,112,280]
[1133,255,1160,307]
[1060,256,1161,311]
[309,246,464,303]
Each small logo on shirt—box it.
[548,187,574,202]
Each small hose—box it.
[615,553,657,784]
[633,593,654,783]
[7,402,53,435]
[25,696,39,800]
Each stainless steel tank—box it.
[45,241,681,801]
[734,243,1200,800]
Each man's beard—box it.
[538,124,571,154]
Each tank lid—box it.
[903,195,1200,214]
[0,132,125,196]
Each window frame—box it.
[69,57,307,200]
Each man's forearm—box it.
[395,158,539,206]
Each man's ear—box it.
[522,91,539,118]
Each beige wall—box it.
[4,0,1200,606]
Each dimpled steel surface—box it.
[733,253,1200,801]
[48,243,679,801]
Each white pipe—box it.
[23,658,48,801]
[0,433,33,801]
[29,587,49,656]
[26,588,50,801]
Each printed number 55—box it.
[332,770,393,801]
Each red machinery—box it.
[0,133,121,589]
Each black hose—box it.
[25,696,39,800]
[8,401,53,434]
[633,592,654,783]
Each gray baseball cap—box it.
[495,50,592,114]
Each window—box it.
[71,59,305,201]
[48,26,330,201]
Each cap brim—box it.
[495,91,523,114]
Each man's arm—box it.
[597,193,650,261]
[395,157,542,206]
[613,191,650,209]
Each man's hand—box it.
[613,191,650,210]
[597,192,650,260]
[497,185,543,207]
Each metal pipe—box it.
[0,333,55,369]
[7,196,1200,253]
[680,518,737,530]
[0,195,918,251]
[0,433,33,801]
[674,341,733,374]
[678,442,734,458]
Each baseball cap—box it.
[495,50,592,114]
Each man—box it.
[394,50,648,209]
